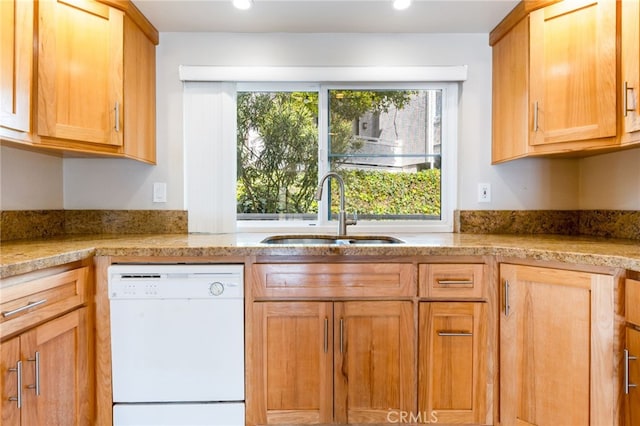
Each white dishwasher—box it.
[108,264,245,426]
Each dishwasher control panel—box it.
[108,264,243,300]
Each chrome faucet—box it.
[316,172,357,237]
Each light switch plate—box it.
[478,183,491,203]
[153,182,167,203]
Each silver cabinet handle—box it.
[624,81,636,117]
[437,331,472,337]
[27,352,40,396]
[114,102,120,132]
[503,280,510,317]
[339,318,344,353]
[2,299,47,317]
[8,360,22,408]
[533,101,539,131]
[625,349,638,394]
[323,318,328,353]
[437,279,473,285]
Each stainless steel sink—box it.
[261,235,404,245]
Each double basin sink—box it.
[261,235,404,245]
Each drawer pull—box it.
[438,331,472,337]
[2,299,47,318]
[625,349,638,394]
[27,352,41,396]
[437,279,473,285]
[114,101,121,132]
[8,360,22,408]
[503,280,510,317]
[625,81,636,117]
[340,318,344,354]
[324,318,329,353]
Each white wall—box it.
[579,148,640,209]
[6,32,581,211]
[1,145,64,210]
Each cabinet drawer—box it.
[0,267,89,339]
[251,263,415,298]
[628,279,640,327]
[419,264,485,299]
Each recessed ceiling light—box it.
[393,0,412,10]
[233,0,253,10]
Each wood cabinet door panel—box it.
[492,16,530,163]
[622,0,640,135]
[500,264,615,426]
[37,0,123,146]
[21,308,89,426]
[249,302,333,425]
[418,302,486,424]
[334,301,415,424]
[0,0,32,133]
[529,0,616,145]
[0,337,20,426]
[627,327,640,426]
[627,279,640,327]
[123,15,156,163]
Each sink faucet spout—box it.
[316,172,356,237]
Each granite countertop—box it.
[3,232,640,280]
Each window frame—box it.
[180,66,465,234]
[236,82,458,233]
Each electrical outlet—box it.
[478,183,491,203]
[153,182,167,203]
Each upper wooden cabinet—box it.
[621,0,640,143]
[0,0,33,134]
[491,0,619,163]
[0,0,157,164]
[37,0,124,147]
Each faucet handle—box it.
[346,211,358,226]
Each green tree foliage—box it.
[339,169,441,217]
[237,90,431,217]
[237,92,318,214]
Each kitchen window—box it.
[181,67,464,233]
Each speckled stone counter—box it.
[3,232,640,280]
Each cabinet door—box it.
[418,302,486,424]
[123,15,156,163]
[529,0,616,146]
[0,337,21,426]
[622,0,640,138]
[627,327,640,426]
[37,0,123,146]
[500,264,615,426]
[0,0,33,133]
[248,302,333,425]
[334,301,415,424]
[491,16,530,163]
[21,308,89,426]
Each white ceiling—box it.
[132,0,518,33]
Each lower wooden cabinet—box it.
[251,302,333,424]
[334,301,415,424]
[0,264,90,426]
[249,300,415,425]
[418,302,487,424]
[1,308,90,426]
[626,327,640,426]
[499,264,616,426]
